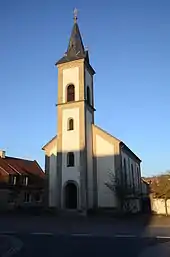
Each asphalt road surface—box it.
[1,215,170,256]
[2,233,170,257]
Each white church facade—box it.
[42,12,142,213]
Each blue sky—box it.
[0,0,170,177]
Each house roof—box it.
[0,158,17,175]
[120,142,141,162]
[93,124,121,143]
[0,156,45,178]
[56,18,86,65]
[55,14,95,75]
[42,135,57,151]
[93,124,141,162]
[42,125,141,163]
[141,178,150,185]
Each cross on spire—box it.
[56,8,95,74]
[73,8,78,23]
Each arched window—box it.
[131,164,135,191]
[67,84,75,102]
[68,118,74,131]
[87,86,91,105]
[123,158,127,187]
[128,158,131,186]
[136,167,140,190]
[67,152,74,167]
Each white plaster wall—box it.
[86,109,93,208]
[49,144,57,207]
[61,108,80,207]
[95,134,117,208]
[63,67,79,102]
[152,199,170,215]
[85,68,92,105]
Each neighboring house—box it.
[144,177,157,185]
[42,11,142,213]
[0,150,45,210]
[145,175,170,215]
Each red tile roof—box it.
[0,156,45,178]
[0,158,17,175]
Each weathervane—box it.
[73,8,78,23]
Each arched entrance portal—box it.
[64,182,77,209]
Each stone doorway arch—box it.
[64,181,78,209]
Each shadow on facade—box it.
[0,151,152,224]
[41,150,154,248]
[0,175,44,214]
[44,151,151,218]
[0,150,155,250]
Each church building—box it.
[42,11,142,213]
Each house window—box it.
[35,192,41,202]
[13,176,17,185]
[23,176,28,186]
[8,192,16,203]
[24,192,31,203]
[68,118,74,131]
[87,86,91,105]
[67,84,75,102]
[67,152,74,167]
[9,175,17,185]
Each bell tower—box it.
[55,9,95,211]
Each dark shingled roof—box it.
[55,20,95,74]
[56,22,86,65]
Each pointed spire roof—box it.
[66,21,85,59]
[56,9,95,74]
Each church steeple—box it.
[66,9,85,59]
[56,9,92,68]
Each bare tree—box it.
[151,174,170,216]
[105,169,140,213]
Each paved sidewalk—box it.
[139,242,170,257]
[148,216,170,227]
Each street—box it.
[1,233,170,257]
[0,215,170,256]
